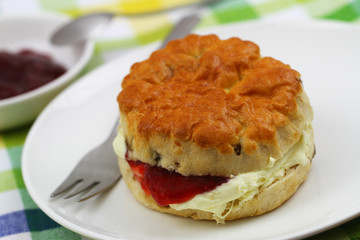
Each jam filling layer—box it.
[125,152,229,206]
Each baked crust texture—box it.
[117,34,314,177]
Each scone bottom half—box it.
[113,34,315,223]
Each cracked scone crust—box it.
[117,34,313,177]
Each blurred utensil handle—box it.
[160,13,200,49]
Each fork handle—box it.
[108,117,119,143]
[159,13,200,49]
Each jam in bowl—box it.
[0,14,94,131]
[0,49,67,100]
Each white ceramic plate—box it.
[22,20,360,240]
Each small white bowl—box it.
[0,13,94,131]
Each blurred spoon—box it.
[50,0,218,46]
[51,12,114,46]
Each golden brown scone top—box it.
[117,34,312,176]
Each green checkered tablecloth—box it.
[1,0,360,239]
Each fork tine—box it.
[78,176,122,202]
[51,176,81,198]
[78,182,108,202]
[63,180,98,199]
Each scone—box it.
[113,34,315,223]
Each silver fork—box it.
[50,13,200,202]
[50,121,120,201]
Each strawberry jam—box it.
[0,49,66,100]
[126,151,229,206]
